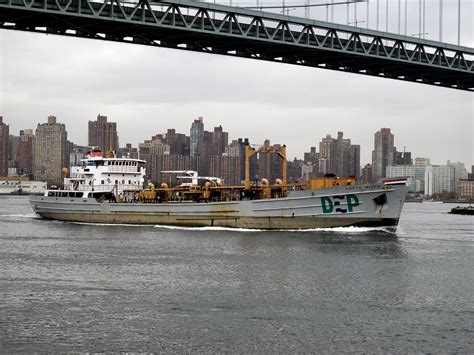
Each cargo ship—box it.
[30,147,408,230]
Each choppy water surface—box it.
[0,196,473,352]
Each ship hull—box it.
[30,183,407,230]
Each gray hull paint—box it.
[30,183,407,230]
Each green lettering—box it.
[321,197,334,214]
[346,194,360,212]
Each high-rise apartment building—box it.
[88,114,119,153]
[190,117,204,157]
[372,128,395,181]
[0,117,9,176]
[220,139,244,185]
[33,116,69,186]
[447,160,468,183]
[164,129,189,155]
[304,147,319,165]
[424,165,455,196]
[318,132,360,178]
[361,164,372,184]
[211,125,228,156]
[118,143,139,159]
[257,140,284,183]
[16,129,34,177]
[139,137,170,183]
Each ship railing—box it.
[63,184,142,192]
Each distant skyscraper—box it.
[257,140,283,183]
[164,129,189,155]
[16,129,34,177]
[372,128,395,181]
[318,132,360,178]
[304,147,319,165]
[139,137,170,183]
[190,117,204,157]
[319,134,336,173]
[88,114,119,153]
[361,164,372,184]
[8,134,20,174]
[211,125,228,156]
[33,116,69,186]
[0,117,9,176]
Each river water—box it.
[0,195,473,352]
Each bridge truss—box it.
[0,0,473,91]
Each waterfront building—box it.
[447,160,468,184]
[16,129,34,177]
[33,116,69,186]
[386,164,427,192]
[424,165,455,196]
[457,179,474,200]
[0,117,9,176]
[88,114,119,153]
[372,128,395,181]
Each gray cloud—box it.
[0,3,473,167]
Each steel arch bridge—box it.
[1,0,473,91]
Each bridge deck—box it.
[1,0,473,91]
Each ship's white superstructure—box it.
[63,149,146,199]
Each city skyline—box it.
[1,114,472,198]
[2,112,470,167]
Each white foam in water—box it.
[34,219,396,234]
[153,224,396,234]
[0,214,38,219]
[153,225,263,232]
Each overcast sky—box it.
[0,0,472,167]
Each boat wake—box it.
[153,224,397,234]
[0,213,38,219]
